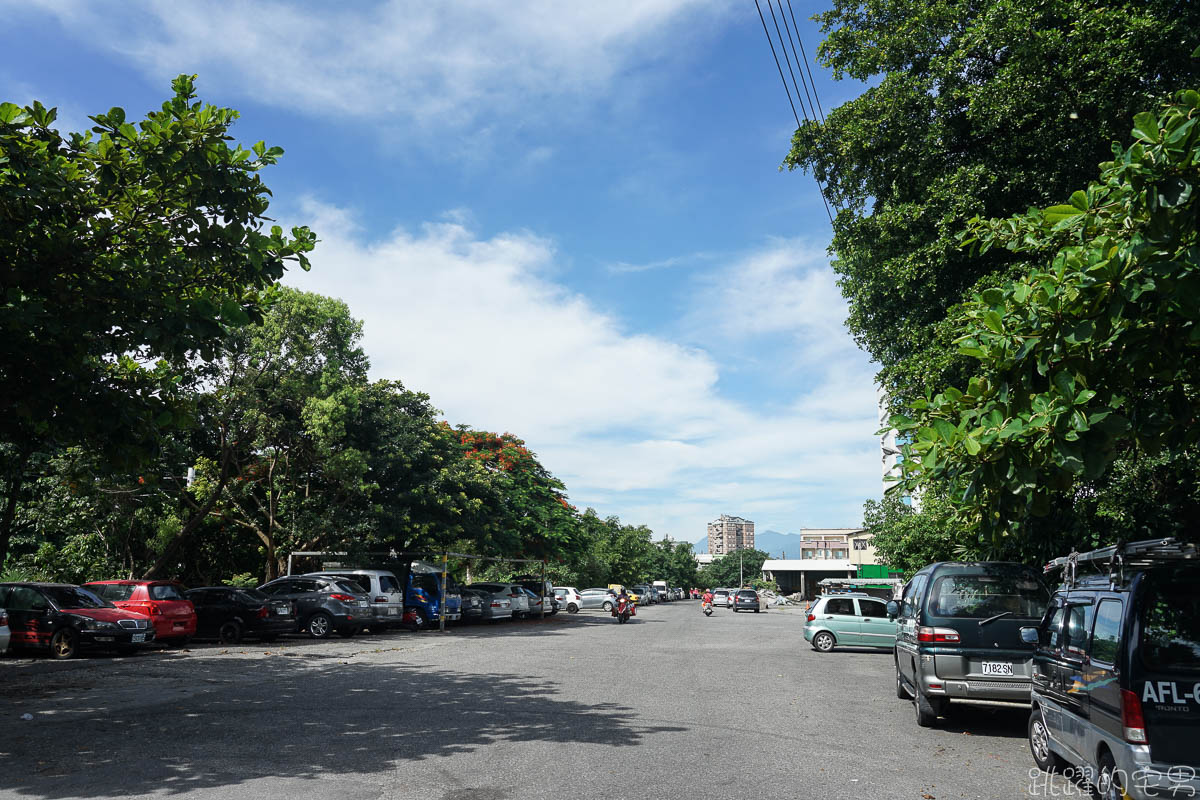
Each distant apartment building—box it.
[707,514,755,556]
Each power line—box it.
[786,0,826,122]
[753,0,835,226]
[766,0,815,125]
[776,0,820,125]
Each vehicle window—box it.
[858,599,887,617]
[236,589,270,603]
[260,581,289,594]
[1064,603,1094,657]
[929,574,1048,618]
[90,584,137,602]
[825,598,857,615]
[1091,599,1123,665]
[901,575,926,618]
[1042,607,1065,650]
[379,575,400,593]
[42,585,112,610]
[332,579,366,595]
[413,575,440,593]
[1140,571,1200,672]
[150,584,186,601]
[7,587,50,611]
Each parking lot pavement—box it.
[1,603,1053,800]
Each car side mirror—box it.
[885,600,899,619]
[1020,626,1038,645]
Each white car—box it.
[553,586,583,613]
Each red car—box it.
[82,580,197,646]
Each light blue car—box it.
[804,593,897,652]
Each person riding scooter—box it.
[701,589,714,616]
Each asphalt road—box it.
[0,602,1058,800]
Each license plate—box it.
[131,633,146,643]
[387,607,398,615]
[274,607,288,615]
[981,661,1013,676]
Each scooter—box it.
[612,598,635,624]
[702,601,713,617]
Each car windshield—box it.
[236,589,270,603]
[929,573,1047,618]
[1141,570,1200,672]
[43,586,114,610]
[332,579,366,595]
[89,583,136,602]
[150,583,187,601]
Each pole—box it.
[739,549,744,587]
[539,559,546,619]
[439,552,448,633]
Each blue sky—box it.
[4,0,884,540]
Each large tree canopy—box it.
[785,0,1200,405]
[0,75,315,568]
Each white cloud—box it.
[285,202,882,540]
[23,0,729,134]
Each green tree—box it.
[894,89,1200,547]
[0,75,315,568]
[785,0,1199,407]
[862,493,959,577]
[698,548,770,589]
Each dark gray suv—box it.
[258,575,370,639]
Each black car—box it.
[731,589,762,612]
[459,588,486,623]
[0,582,156,658]
[258,576,370,639]
[185,586,297,644]
[1026,538,1200,799]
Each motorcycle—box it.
[612,597,635,624]
[702,601,713,617]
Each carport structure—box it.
[285,550,548,631]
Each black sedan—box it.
[257,575,371,638]
[0,582,156,658]
[185,586,296,643]
[731,589,764,612]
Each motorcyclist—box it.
[701,588,714,611]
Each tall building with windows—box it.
[707,514,754,556]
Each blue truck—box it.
[406,561,462,629]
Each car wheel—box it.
[812,631,835,652]
[336,626,357,638]
[306,612,333,639]
[567,603,579,613]
[895,663,909,699]
[218,620,243,644]
[602,601,613,612]
[49,628,79,660]
[914,685,942,727]
[754,608,760,613]
[1028,711,1067,773]
[1093,751,1124,800]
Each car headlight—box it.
[77,616,120,631]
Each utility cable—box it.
[786,0,826,122]
[767,0,815,125]
[775,0,820,125]
[754,0,835,225]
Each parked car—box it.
[1026,538,1200,800]
[712,589,731,607]
[468,583,530,618]
[406,563,462,628]
[0,583,155,658]
[258,575,371,639]
[463,585,514,622]
[82,580,197,647]
[553,587,583,613]
[731,588,764,613]
[579,588,616,611]
[631,585,652,604]
[305,570,404,632]
[459,588,485,623]
[889,561,1050,727]
[0,607,10,653]
[185,586,297,643]
[515,578,557,616]
[804,593,894,651]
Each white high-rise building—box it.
[707,514,755,556]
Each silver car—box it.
[579,588,617,611]
[467,583,529,618]
[461,588,512,622]
[307,569,404,632]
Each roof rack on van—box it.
[1045,537,1198,588]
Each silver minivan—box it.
[308,570,405,632]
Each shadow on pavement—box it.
[940,701,1028,739]
[0,650,688,798]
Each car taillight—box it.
[329,593,356,603]
[917,627,961,644]
[143,604,163,616]
[806,614,816,622]
[1121,689,1148,743]
[257,606,269,619]
[374,596,388,603]
[491,601,502,607]
[0,611,7,626]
